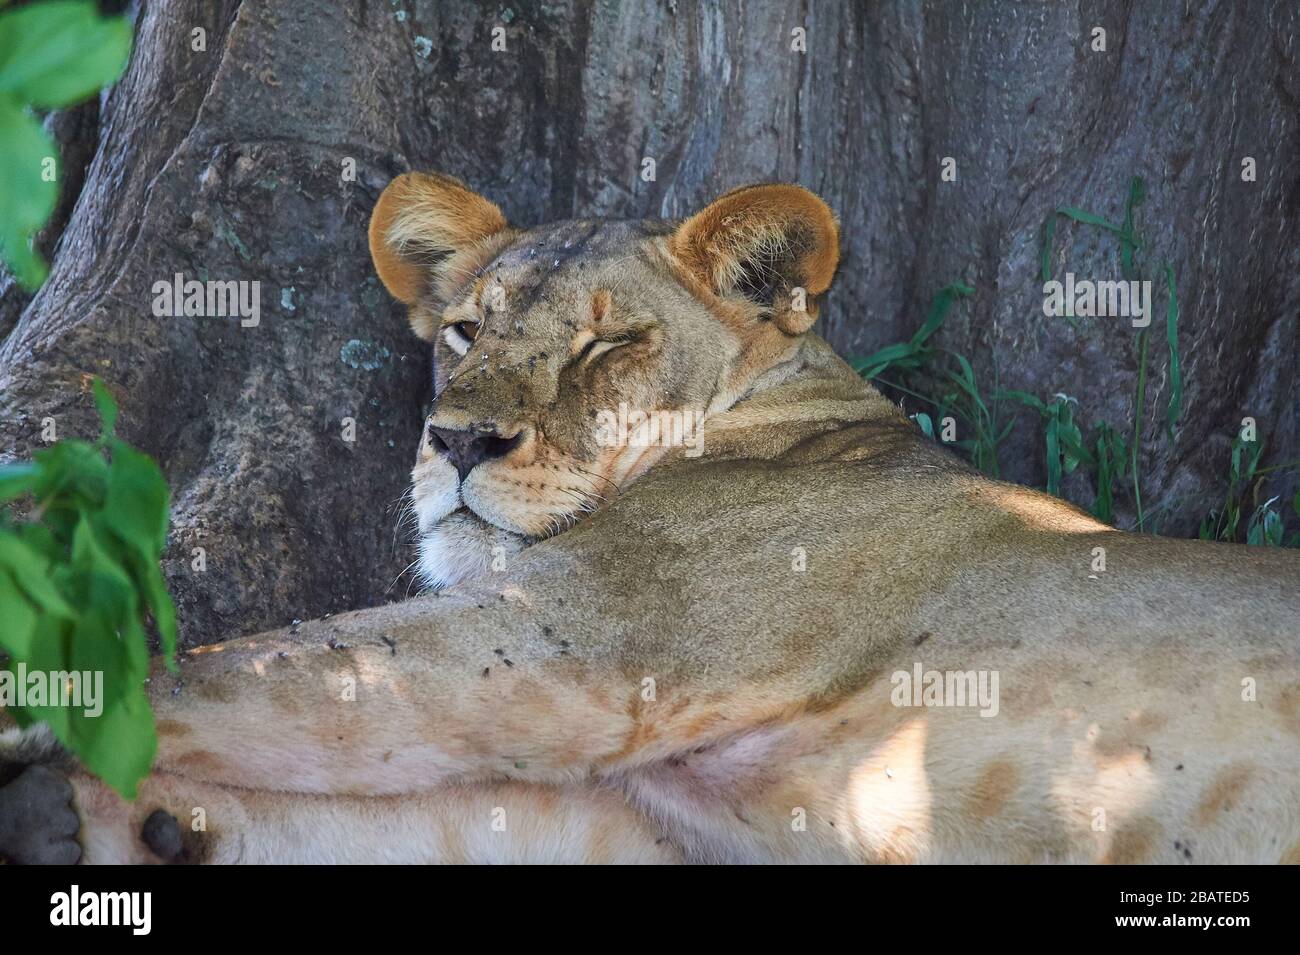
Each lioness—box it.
[2,175,1298,864]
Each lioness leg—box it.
[136,599,643,796]
[72,772,678,864]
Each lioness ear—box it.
[669,183,840,335]
[368,172,512,337]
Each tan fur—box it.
[669,182,840,335]
[22,177,1298,864]
[368,172,515,335]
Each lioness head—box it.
[369,173,841,589]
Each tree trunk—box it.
[1,0,1295,646]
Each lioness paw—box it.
[0,765,82,865]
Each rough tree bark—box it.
[1,0,1295,646]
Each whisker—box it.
[391,493,418,552]
[572,464,618,492]
[387,556,422,596]
[560,481,607,505]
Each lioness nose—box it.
[427,423,520,480]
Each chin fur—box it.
[417,511,529,591]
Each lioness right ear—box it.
[368,172,513,338]
[669,183,840,335]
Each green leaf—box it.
[1045,416,1061,495]
[128,550,178,668]
[101,438,177,669]
[945,354,989,420]
[1119,177,1145,280]
[12,520,59,562]
[70,511,135,595]
[1264,509,1282,547]
[1041,197,1135,288]
[0,567,38,659]
[103,438,169,557]
[1055,206,1123,234]
[1091,439,1114,524]
[0,533,76,618]
[30,438,108,506]
[911,282,974,347]
[13,611,72,742]
[849,283,972,380]
[850,340,921,378]
[68,513,142,698]
[0,1,133,108]
[93,377,118,440]
[0,93,57,288]
[69,687,156,801]
[1058,416,1086,474]
[0,461,38,501]
[67,569,133,707]
[998,389,1047,414]
[1163,263,1182,440]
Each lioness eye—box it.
[442,321,478,355]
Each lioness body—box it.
[39,336,1300,864]
[3,178,1296,864]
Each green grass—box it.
[853,175,1297,547]
[1198,434,1300,547]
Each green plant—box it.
[1201,433,1265,542]
[933,352,1013,477]
[0,381,177,798]
[1198,434,1300,547]
[849,282,973,380]
[853,282,1009,474]
[1245,500,1284,547]
[0,0,133,288]
[854,175,1297,545]
[996,392,1085,496]
[1040,176,1184,529]
[862,285,1018,479]
[1087,422,1129,526]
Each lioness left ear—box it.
[669,183,840,335]
[368,172,513,338]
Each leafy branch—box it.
[0,381,177,799]
[0,0,133,288]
